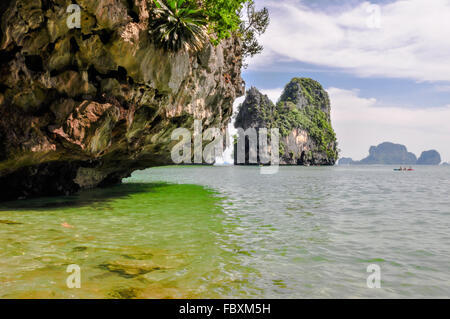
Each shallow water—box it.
[1,166,449,298]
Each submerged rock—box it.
[99,260,165,278]
[234,79,338,165]
[0,0,244,200]
[0,219,23,225]
[108,287,142,299]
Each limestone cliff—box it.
[337,157,353,165]
[357,142,417,165]
[234,78,338,165]
[343,142,442,165]
[0,0,244,200]
[417,150,441,165]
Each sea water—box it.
[0,166,449,298]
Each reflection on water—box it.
[0,183,256,299]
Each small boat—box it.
[394,168,415,171]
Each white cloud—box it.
[260,88,284,103]
[329,87,450,161]
[433,85,450,92]
[250,0,450,82]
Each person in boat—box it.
[399,166,403,171]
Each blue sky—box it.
[238,0,450,162]
[244,69,450,108]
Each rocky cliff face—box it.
[0,0,244,200]
[234,78,338,165]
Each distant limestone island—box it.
[234,78,338,165]
[338,142,443,165]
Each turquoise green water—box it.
[1,166,449,298]
[0,183,256,298]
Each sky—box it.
[236,0,450,162]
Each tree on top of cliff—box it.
[239,1,270,60]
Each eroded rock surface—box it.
[0,0,244,200]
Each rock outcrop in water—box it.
[0,0,244,200]
[340,142,442,165]
[234,78,338,165]
[337,157,354,165]
[417,150,441,165]
[357,142,417,165]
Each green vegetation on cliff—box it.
[235,78,338,162]
[149,0,209,52]
[202,0,249,43]
[149,0,269,55]
[279,78,331,113]
[280,104,337,160]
